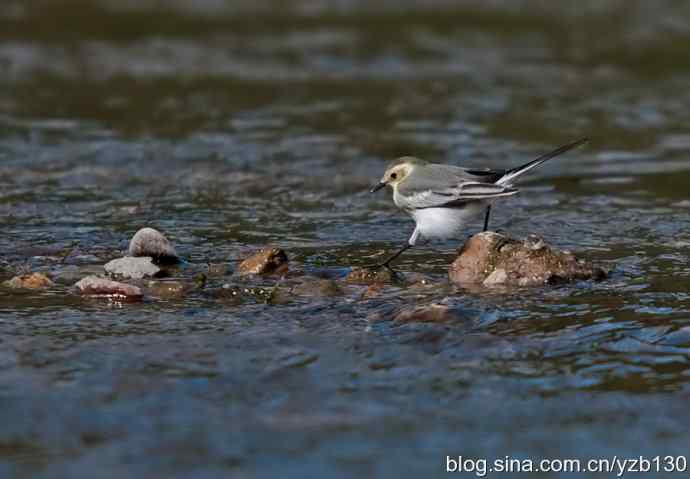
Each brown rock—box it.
[4,273,54,290]
[291,278,342,297]
[145,280,188,299]
[362,282,385,299]
[237,247,288,275]
[345,267,394,285]
[74,276,143,300]
[449,232,607,287]
[128,227,178,263]
[393,304,467,323]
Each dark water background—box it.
[2,1,690,477]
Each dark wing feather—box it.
[464,168,506,183]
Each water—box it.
[2,1,690,477]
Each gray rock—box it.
[104,257,161,279]
[54,265,104,285]
[74,276,143,300]
[128,227,178,263]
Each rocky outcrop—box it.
[449,232,607,287]
[3,273,54,290]
[237,247,288,275]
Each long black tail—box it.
[497,138,588,185]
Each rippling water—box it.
[2,1,690,477]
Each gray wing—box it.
[397,164,516,210]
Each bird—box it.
[369,138,589,268]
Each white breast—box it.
[411,204,484,240]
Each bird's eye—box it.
[390,173,398,180]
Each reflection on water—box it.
[1,1,690,477]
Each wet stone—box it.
[393,304,468,324]
[215,284,275,302]
[361,282,385,299]
[54,265,104,285]
[3,272,54,290]
[345,267,394,285]
[128,227,178,263]
[449,232,607,287]
[207,263,228,277]
[74,276,143,300]
[403,273,436,289]
[0,259,11,274]
[291,278,342,297]
[104,257,161,280]
[145,280,188,299]
[237,247,288,275]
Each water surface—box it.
[2,1,690,477]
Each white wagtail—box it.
[370,138,588,268]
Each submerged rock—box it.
[104,256,161,279]
[237,247,288,275]
[74,276,143,300]
[0,259,11,274]
[206,263,228,277]
[214,284,276,303]
[291,278,342,297]
[54,265,106,285]
[3,272,54,290]
[128,227,178,263]
[345,267,394,285]
[145,280,188,299]
[393,303,468,323]
[361,282,385,299]
[449,232,607,287]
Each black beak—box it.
[370,182,386,193]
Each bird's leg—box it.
[482,205,492,232]
[378,243,412,271]
[374,227,420,271]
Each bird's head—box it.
[370,156,424,192]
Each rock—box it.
[104,257,161,279]
[449,232,607,287]
[0,259,11,273]
[74,276,143,300]
[345,267,394,285]
[291,278,342,297]
[482,268,508,286]
[403,273,435,289]
[237,247,288,275]
[207,263,228,277]
[393,304,467,323]
[128,227,178,263]
[3,272,54,290]
[54,265,104,285]
[145,280,188,299]
[214,284,275,303]
[362,282,385,299]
